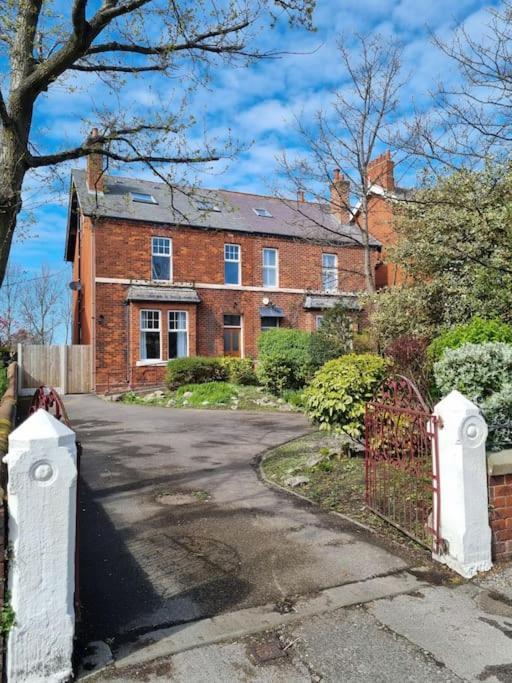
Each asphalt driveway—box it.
[67,395,412,653]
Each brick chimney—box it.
[86,127,105,193]
[297,190,305,203]
[367,150,394,191]
[330,168,350,223]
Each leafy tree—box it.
[369,164,512,344]
[0,0,314,286]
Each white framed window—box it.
[224,244,241,285]
[322,253,338,292]
[316,315,324,330]
[168,311,188,359]
[131,191,157,204]
[262,248,278,288]
[261,316,280,332]
[253,207,273,218]
[140,310,161,361]
[152,237,172,281]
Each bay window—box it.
[140,310,161,360]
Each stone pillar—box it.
[433,390,492,578]
[3,410,77,682]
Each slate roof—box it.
[68,170,380,257]
[126,285,201,303]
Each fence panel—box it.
[18,344,92,394]
[67,345,92,393]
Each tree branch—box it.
[69,62,162,73]
[0,88,11,129]
[72,0,89,38]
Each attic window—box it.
[131,192,157,204]
[196,199,221,212]
[253,207,273,218]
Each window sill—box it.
[136,360,167,367]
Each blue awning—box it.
[259,306,284,318]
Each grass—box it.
[261,431,431,553]
[121,382,302,412]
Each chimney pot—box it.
[297,190,305,203]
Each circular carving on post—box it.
[30,460,56,486]
[459,415,488,449]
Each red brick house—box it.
[350,151,408,289]
[65,150,380,392]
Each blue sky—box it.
[7,0,499,334]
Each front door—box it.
[223,314,242,357]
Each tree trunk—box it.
[0,128,28,288]
[361,193,376,293]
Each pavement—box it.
[67,394,512,682]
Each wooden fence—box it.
[17,344,92,395]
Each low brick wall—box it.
[488,450,512,562]
[489,474,512,561]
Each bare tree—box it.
[401,2,512,171]
[18,265,65,345]
[279,34,404,293]
[0,1,315,288]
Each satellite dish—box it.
[69,281,82,291]
[262,296,270,305]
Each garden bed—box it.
[120,382,304,412]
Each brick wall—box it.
[81,217,376,391]
[489,474,512,561]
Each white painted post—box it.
[3,410,77,682]
[433,390,492,578]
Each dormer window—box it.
[253,207,273,218]
[196,199,221,212]
[131,191,157,204]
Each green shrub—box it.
[304,353,391,438]
[166,356,226,389]
[310,303,353,369]
[281,389,305,409]
[352,331,378,354]
[428,317,512,361]
[482,384,512,451]
[176,381,236,406]
[257,329,312,393]
[433,342,512,402]
[434,341,512,451]
[219,357,257,385]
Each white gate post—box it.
[3,410,77,682]
[433,390,492,578]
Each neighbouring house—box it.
[65,135,380,392]
[350,151,408,289]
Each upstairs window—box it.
[168,311,188,359]
[196,199,221,212]
[262,248,278,288]
[224,244,241,285]
[131,191,157,204]
[152,237,172,281]
[253,207,273,218]
[322,253,338,292]
[140,310,161,360]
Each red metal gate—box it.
[365,375,442,551]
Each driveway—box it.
[67,395,413,654]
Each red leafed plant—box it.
[383,336,433,406]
